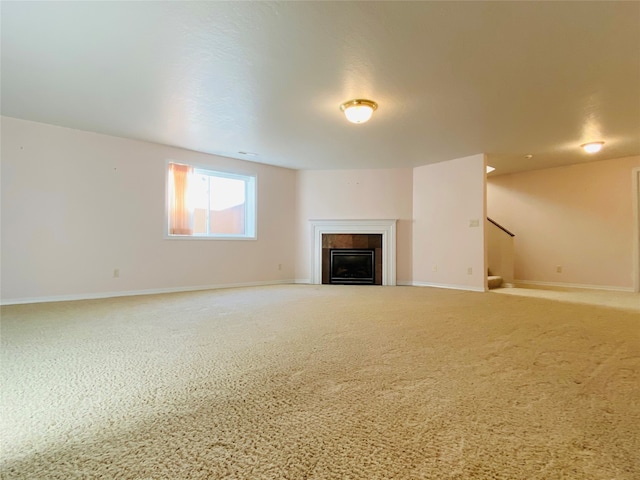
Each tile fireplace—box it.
[309,219,397,285]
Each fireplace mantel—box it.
[309,219,397,285]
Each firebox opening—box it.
[330,249,375,285]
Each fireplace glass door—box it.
[330,249,375,285]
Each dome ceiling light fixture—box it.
[340,99,378,124]
[581,141,605,154]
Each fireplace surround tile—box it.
[322,234,383,285]
[309,219,397,286]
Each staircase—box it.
[487,217,515,290]
[488,273,503,289]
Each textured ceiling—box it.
[2,1,639,175]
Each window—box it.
[167,162,256,239]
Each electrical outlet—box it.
[432,265,438,272]
[113,268,120,278]
[278,264,282,271]
[556,265,563,273]
[467,267,473,275]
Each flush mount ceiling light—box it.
[340,99,378,124]
[486,166,496,173]
[581,141,604,154]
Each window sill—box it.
[164,235,257,241]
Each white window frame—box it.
[165,161,257,240]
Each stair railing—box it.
[487,217,515,237]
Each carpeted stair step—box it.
[488,275,503,289]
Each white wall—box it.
[2,118,493,302]
[1,117,297,303]
[487,155,640,290]
[412,154,487,291]
[294,168,414,284]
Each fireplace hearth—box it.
[330,249,375,285]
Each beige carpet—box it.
[492,284,640,313]
[1,285,639,479]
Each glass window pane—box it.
[190,173,209,234]
[209,177,245,211]
[167,163,255,239]
[209,176,246,235]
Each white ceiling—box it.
[2,1,639,175]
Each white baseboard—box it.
[0,280,296,306]
[408,281,486,293]
[514,279,635,293]
[294,279,311,284]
